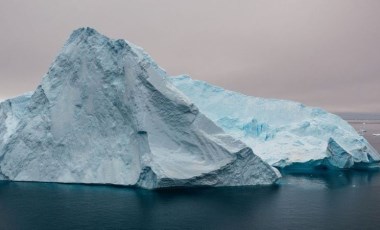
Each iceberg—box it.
[169,75,380,170]
[0,28,280,188]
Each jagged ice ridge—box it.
[169,76,380,170]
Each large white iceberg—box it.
[0,28,280,188]
[169,75,380,170]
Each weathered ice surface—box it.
[0,28,280,189]
[169,76,380,170]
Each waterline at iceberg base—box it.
[0,28,378,189]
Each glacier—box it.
[169,75,380,170]
[0,28,281,188]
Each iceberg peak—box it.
[66,27,103,43]
[0,29,280,189]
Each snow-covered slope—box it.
[0,28,280,188]
[169,75,380,170]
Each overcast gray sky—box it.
[0,0,379,113]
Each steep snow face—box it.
[0,93,33,146]
[0,28,280,188]
[169,75,380,169]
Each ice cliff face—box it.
[0,28,280,188]
[169,76,380,170]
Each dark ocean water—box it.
[1,121,380,230]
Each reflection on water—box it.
[279,170,380,190]
[1,171,380,230]
[0,121,379,230]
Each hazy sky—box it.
[0,0,379,113]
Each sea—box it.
[1,120,380,230]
